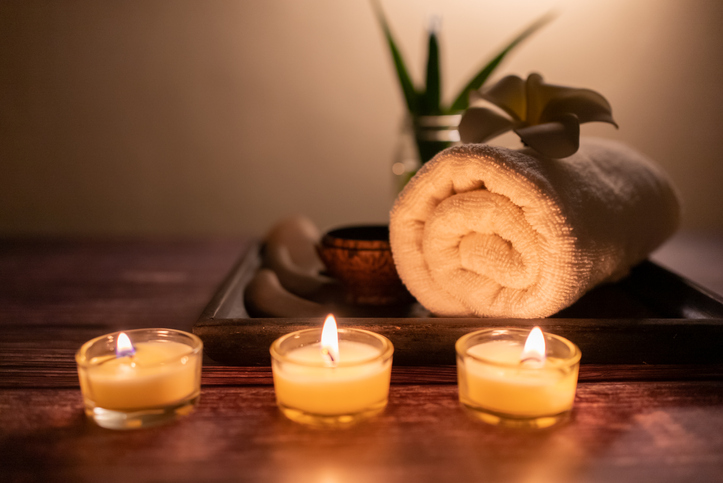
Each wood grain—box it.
[2,238,723,483]
[3,359,723,389]
[0,238,251,330]
[1,383,722,483]
[196,316,723,366]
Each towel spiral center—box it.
[422,190,540,293]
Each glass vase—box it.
[391,114,461,194]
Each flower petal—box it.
[525,73,574,125]
[478,74,526,122]
[515,113,581,158]
[459,106,517,144]
[540,90,618,127]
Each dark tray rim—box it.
[194,242,723,366]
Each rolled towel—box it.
[389,137,681,318]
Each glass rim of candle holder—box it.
[456,327,581,429]
[76,328,203,367]
[270,327,394,368]
[456,328,581,369]
[76,328,203,430]
[270,328,394,427]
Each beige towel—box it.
[389,138,681,318]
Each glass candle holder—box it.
[456,328,581,429]
[76,328,203,430]
[270,328,393,427]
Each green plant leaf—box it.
[371,0,419,115]
[422,28,441,115]
[448,11,556,113]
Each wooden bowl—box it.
[316,225,410,306]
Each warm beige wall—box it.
[1,0,722,236]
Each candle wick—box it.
[520,356,544,367]
[321,347,336,365]
[117,348,136,358]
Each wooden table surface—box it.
[1,237,722,483]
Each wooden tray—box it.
[194,243,723,366]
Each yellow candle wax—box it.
[272,340,391,416]
[456,327,581,427]
[461,340,578,417]
[79,341,200,410]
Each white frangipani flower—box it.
[459,73,618,158]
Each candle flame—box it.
[520,326,546,365]
[116,332,136,358]
[320,314,340,364]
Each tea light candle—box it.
[76,328,203,429]
[270,314,393,426]
[456,327,581,428]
